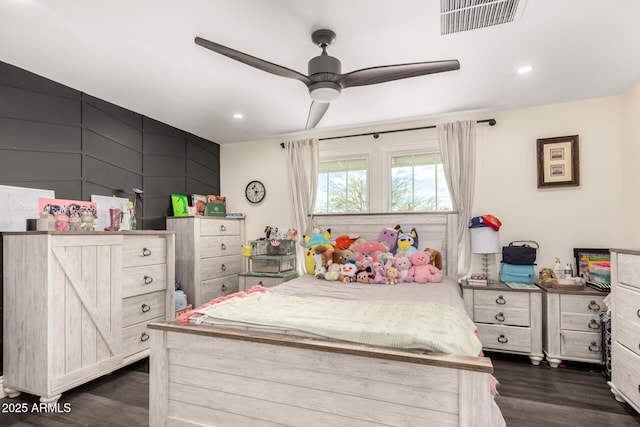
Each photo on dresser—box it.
[573,248,611,284]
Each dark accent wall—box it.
[0,60,222,375]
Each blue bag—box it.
[500,263,535,284]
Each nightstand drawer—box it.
[561,294,606,315]
[561,330,602,359]
[474,307,529,327]
[200,219,241,236]
[612,342,640,408]
[242,275,285,289]
[123,291,166,327]
[561,312,602,332]
[474,290,530,310]
[477,324,532,353]
[614,285,640,356]
[122,263,168,298]
[123,236,167,268]
[200,235,242,258]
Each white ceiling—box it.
[2,0,640,144]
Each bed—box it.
[148,212,506,426]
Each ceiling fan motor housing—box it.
[308,51,342,102]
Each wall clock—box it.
[245,180,266,204]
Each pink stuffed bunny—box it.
[408,251,442,283]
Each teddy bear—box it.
[423,247,443,270]
[332,248,358,266]
[54,212,69,231]
[393,254,414,283]
[355,266,372,284]
[385,266,399,284]
[324,261,341,281]
[408,251,442,284]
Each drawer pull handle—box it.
[143,275,153,285]
[258,281,263,285]
[588,301,600,311]
[588,341,600,352]
[141,303,151,313]
[142,247,151,257]
[220,225,226,232]
[221,284,227,292]
[221,264,227,271]
[140,332,150,342]
[588,319,600,330]
[221,243,227,250]
[497,334,508,343]
[495,312,505,322]
[637,309,640,319]
[496,296,506,305]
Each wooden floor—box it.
[0,353,638,426]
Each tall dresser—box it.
[608,249,640,413]
[2,231,174,403]
[167,216,245,307]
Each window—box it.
[390,153,452,211]
[315,158,367,213]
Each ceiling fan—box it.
[195,29,460,130]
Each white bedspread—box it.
[193,276,481,356]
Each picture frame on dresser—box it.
[573,248,610,283]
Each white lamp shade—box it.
[470,227,500,254]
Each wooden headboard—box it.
[312,212,459,278]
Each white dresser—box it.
[167,216,245,307]
[609,249,640,413]
[542,287,608,367]
[2,231,175,403]
[462,282,544,365]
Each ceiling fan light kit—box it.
[195,28,460,130]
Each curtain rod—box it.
[280,118,496,148]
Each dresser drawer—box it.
[561,330,602,359]
[561,294,605,315]
[474,290,530,309]
[612,342,640,408]
[123,291,166,327]
[123,236,167,268]
[241,275,285,289]
[474,306,529,327]
[476,324,532,353]
[122,263,168,298]
[618,253,640,290]
[200,219,241,236]
[200,255,242,279]
[201,235,242,258]
[614,285,640,357]
[201,276,240,301]
[561,312,602,333]
[122,317,163,356]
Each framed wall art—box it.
[536,135,580,188]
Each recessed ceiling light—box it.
[233,113,243,119]
[518,66,532,74]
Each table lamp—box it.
[470,226,500,281]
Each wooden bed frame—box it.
[148,213,503,426]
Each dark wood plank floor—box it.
[0,354,638,426]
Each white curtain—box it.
[284,137,319,274]
[437,120,477,281]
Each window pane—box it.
[390,153,451,212]
[315,159,367,213]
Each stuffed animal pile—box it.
[304,226,443,285]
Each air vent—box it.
[441,0,525,35]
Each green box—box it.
[205,202,226,217]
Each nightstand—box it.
[541,285,608,368]
[239,270,299,291]
[462,282,544,365]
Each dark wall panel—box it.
[0,86,80,125]
[143,116,185,138]
[1,151,81,180]
[145,154,186,177]
[84,95,142,130]
[144,133,186,156]
[83,156,143,195]
[0,62,80,100]
[83,103,143,151]
[83,130,142,173]
[0,118,81,152]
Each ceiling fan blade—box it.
[338,60,460,89]
[305,101,330,130]
[195,36,312,86]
